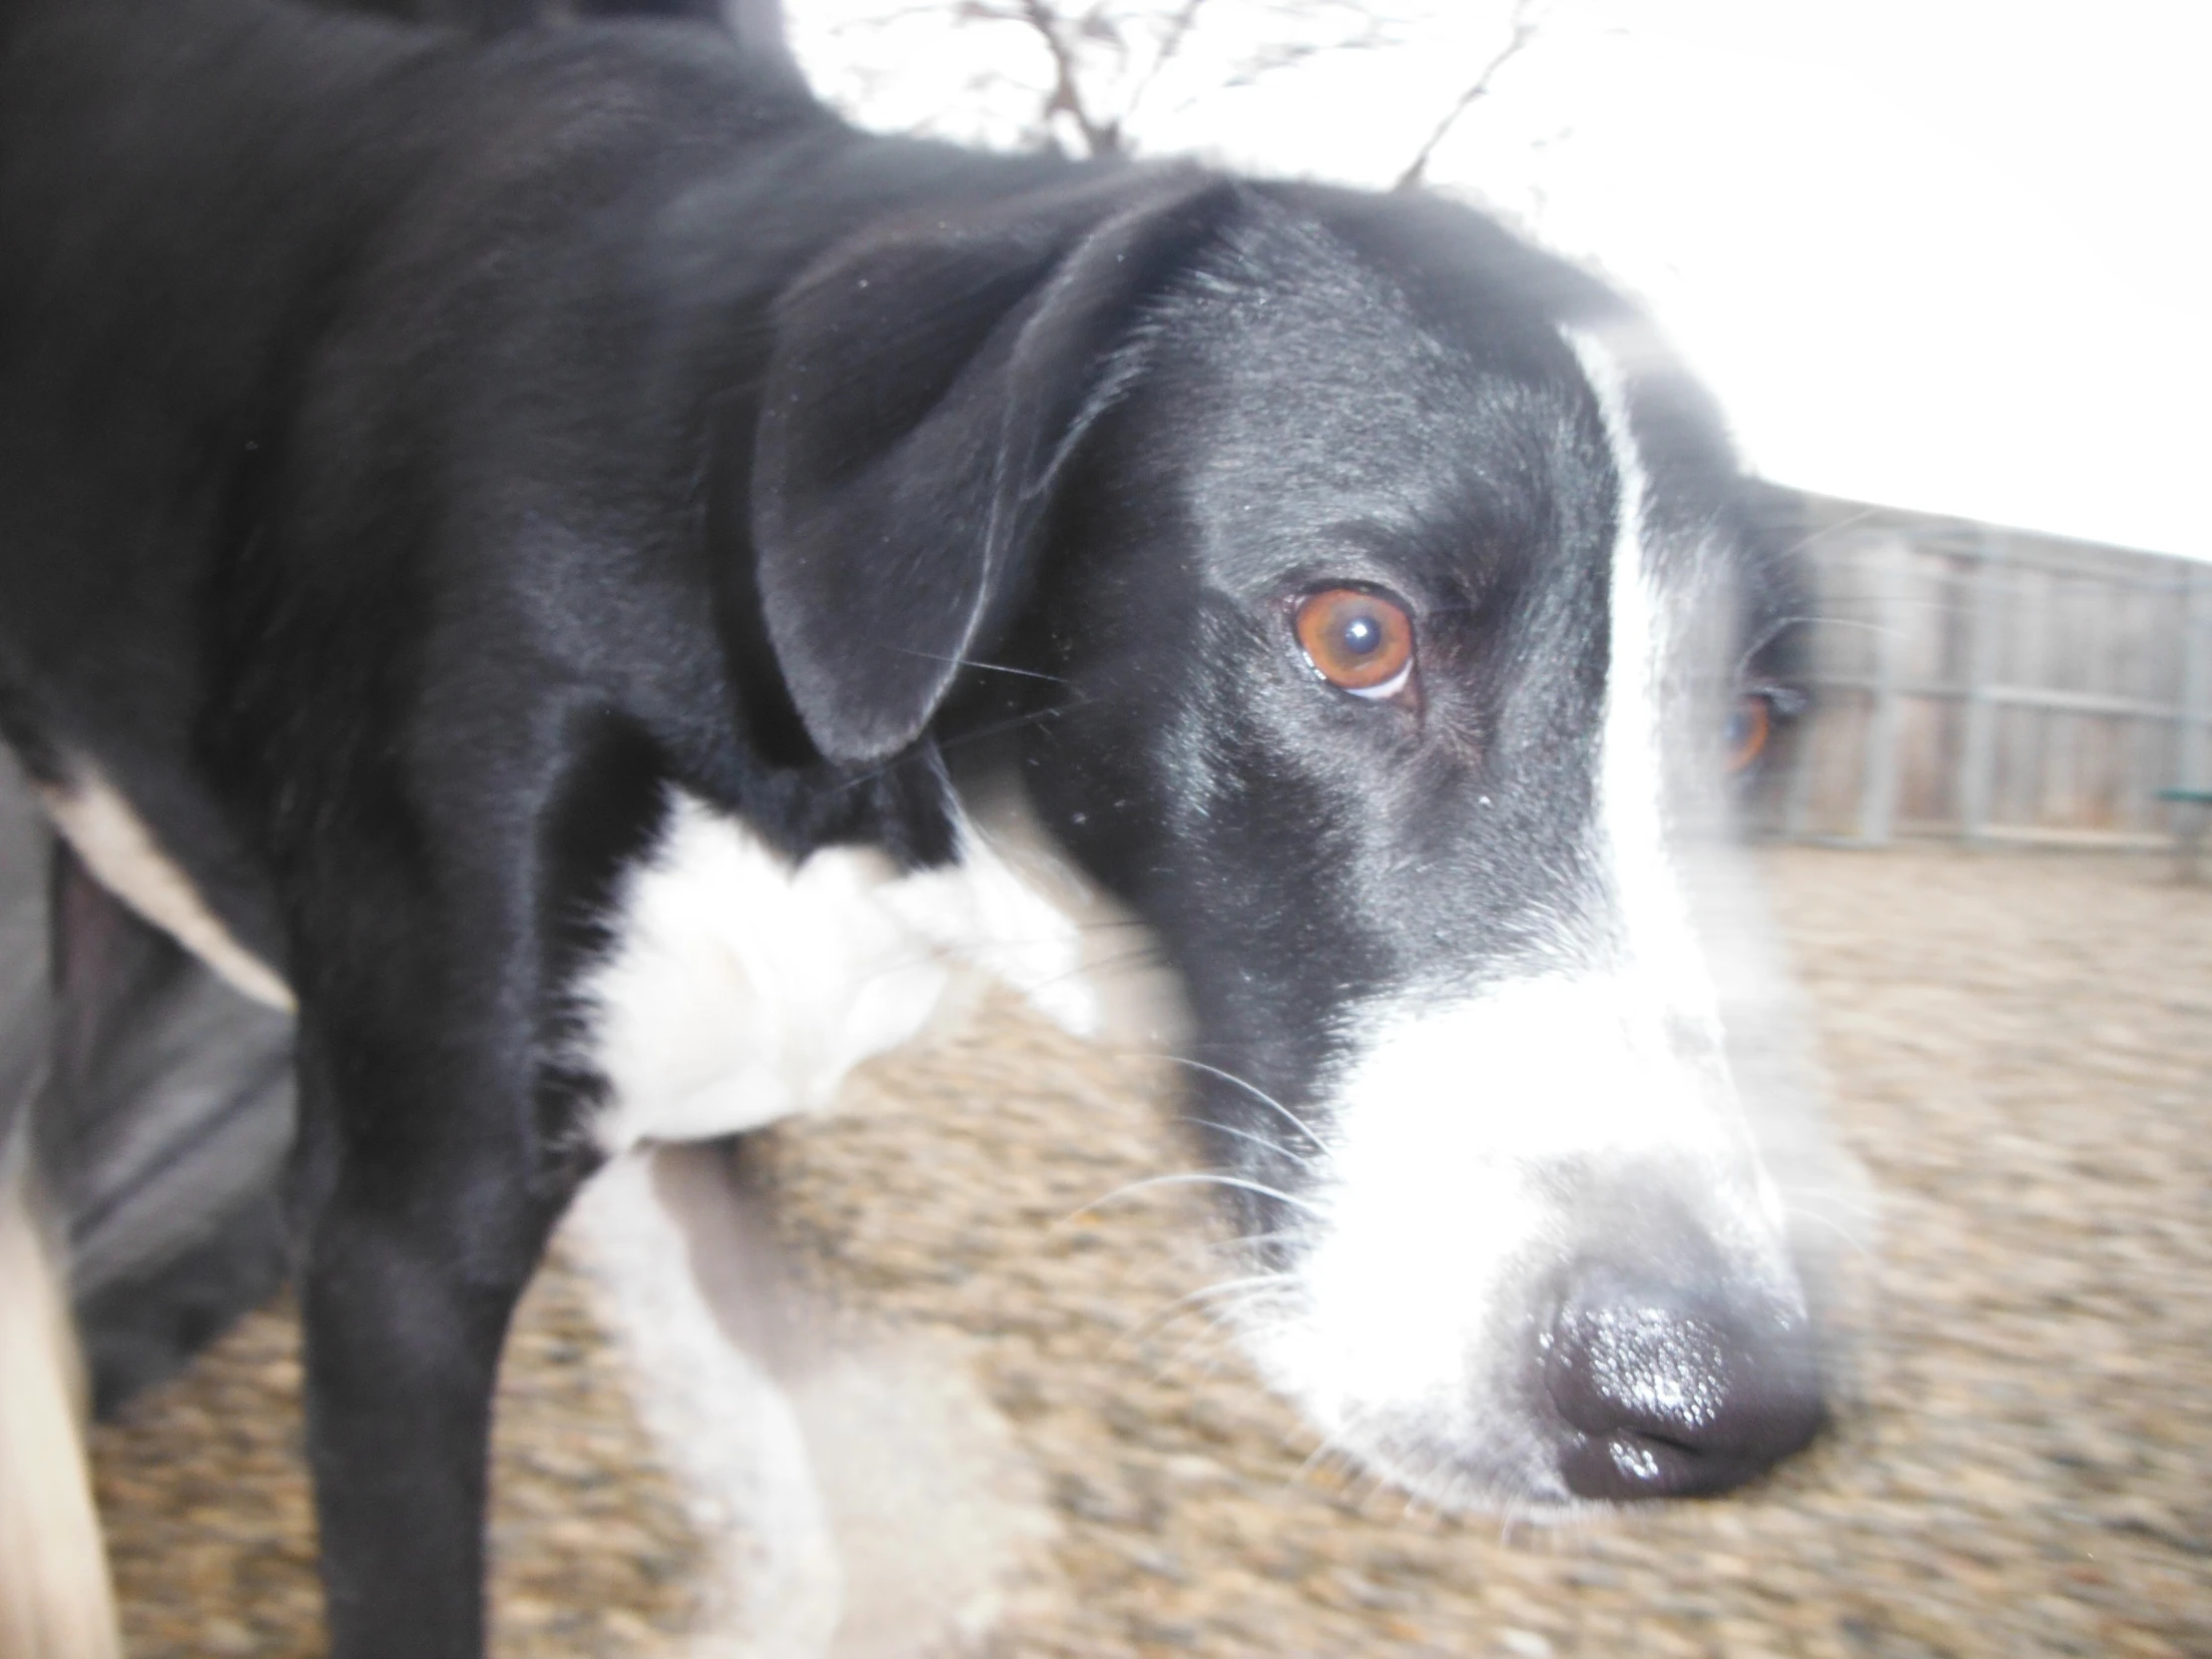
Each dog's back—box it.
[0,0,810,937]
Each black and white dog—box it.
[0,0,1835,1650]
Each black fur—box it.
[0,0,1809,1650]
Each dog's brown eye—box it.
[1726,695,1771,772]
[1295,588,1413,698]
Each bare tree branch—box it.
[821,0,1435,164]
[1394,0,1543,192]
[1015,0,1125,155]
[1119,0,1208,127]
[1216,19,1394,93]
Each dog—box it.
[0,0,1838,1651]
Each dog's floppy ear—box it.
[752,169,1235,764]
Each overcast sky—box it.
[788,1,2210,560]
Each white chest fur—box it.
[581,791,1117,1155]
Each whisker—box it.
[1114,1283,1274,1363]
[1157,1056,1329,1153]
[1134,1274,1299,1337]
[829,703,1068,794]
[1799,613,1907,643]
[881,643,1068,685]
[1146,1296,1286,1380]
[1059,1171,1327,1226]
[1283,1402,1379,1500]
[1135,1287,1301,1373]
[1736,611,1828,675]
[1069,914,1154,934]
[1782,1205,1878,1263]
[1012,941,1164,999]
[1175,1115,1323,1170]
[1768,503,1884,563]
[1775,1181,1879,1215]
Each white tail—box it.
[0,1134,120,1659]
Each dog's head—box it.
[749,170,1839,1509]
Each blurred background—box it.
[20,3,2212,1656]
[794,0,2212,562]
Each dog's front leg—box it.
[291,1018,572,1659]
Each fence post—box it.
[1954,531,2004,840]
[2180,562,2212,797]
[1857,534,1907,844]
[1781,535,1829,839]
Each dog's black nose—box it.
[1543,1262,1824,1500]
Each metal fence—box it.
[1751,494,2212,847]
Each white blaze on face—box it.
[1573,329,1725,1042]
[1240,327,1802,1503]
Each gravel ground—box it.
[89,846,2212,1657]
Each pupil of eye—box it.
[1340,615,1382,655]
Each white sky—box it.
[787,1,2211,559]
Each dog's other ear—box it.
[752,170,1235,764]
